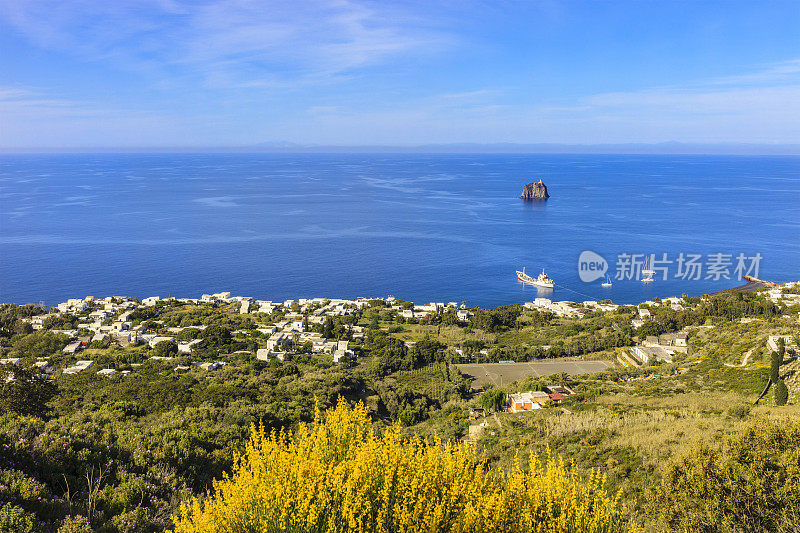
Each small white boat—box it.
[601,274,612,287]
[642,256,656,282]
[642,258,656,283]
[517,267,554,289]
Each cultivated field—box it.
[456,359,610,388]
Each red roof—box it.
[549,393,564,401]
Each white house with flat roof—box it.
[63,360,93,374]
[767,335,798,353]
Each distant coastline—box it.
[3,142,800,155]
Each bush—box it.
[0,365,57,417]
[726,405,751,419]
[646,419,800,532]
[58,515,92,533]
[174,400,625,533]
[0,503,35,533]
[635,321,664,338]
[152,340,178,358]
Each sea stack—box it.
[518,180,549,200]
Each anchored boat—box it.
[641,256,655,283]
[516,267,554,289]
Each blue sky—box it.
[1,0,799,148]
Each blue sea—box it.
[1,153,798,308]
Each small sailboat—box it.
[601,274,612,287]
[641,256,655,283]
[516,267,554,289]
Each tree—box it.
[635,321,665,338]
[0,364,57,417]
[323,317,334,339]
[175,327,201,342]
[153,340,178,358]
[480,388,506,412]
[404,339,445,370]
[199,325,234,350]
[775,380,788,406]
[770,350,781,383]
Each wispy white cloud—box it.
[0,85,182,147]
[274,59,800,145]
[1,2,798,147]
[1,0,453,88]
[0,86,91,117]
[705,58,800,87]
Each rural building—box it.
[630,345,673,364]
[63,360,94,374]
[507,391,550,412]
[767,335,798,353]
[178,339,204,353]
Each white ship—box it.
[601,274,613,287]
[516,267,554,289]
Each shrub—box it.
[58,515,92,533]
[726,405,751,419]
[0,503,35,533]
[646,419,800,532]
[174,400,625,533]
[0,365,57,417]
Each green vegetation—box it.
[0,289,796,531]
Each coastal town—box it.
[5,282,799,404]
[1,283,799,532]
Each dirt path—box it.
[724,348,754,368]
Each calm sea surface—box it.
[1,153,798,308]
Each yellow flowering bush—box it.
[173,400,624,533]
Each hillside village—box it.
[2,282,798,392]
[10,293,477,376]
[0,282,799,532]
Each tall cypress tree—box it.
[775,380,789,406]
[770,350,781,383]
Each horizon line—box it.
[2,141,800,156]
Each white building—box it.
[767,335,798,353]
[148,336,174,348]
[63,360,94,374]
[507,391,550,412]
[63,342,82,354]
[178,339,204,354]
